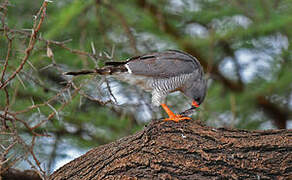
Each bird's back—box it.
[112,50,204,94]
[125,50,202,78]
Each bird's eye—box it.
[195,97,200,103]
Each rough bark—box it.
[1,168,41,180]
[51,119,292,180]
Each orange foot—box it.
[164,114,191,122]
[161,103,191,123]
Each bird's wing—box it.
[126,50,201,78]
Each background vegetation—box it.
[0,0,291,177]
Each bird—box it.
[65,50,207,122]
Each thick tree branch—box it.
[257,95,290,129]
[1,168,41,180]
[51,119,291,179]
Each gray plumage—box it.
[65,50,207,108]
[107,50,207,107]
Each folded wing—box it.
[126,50,201,78]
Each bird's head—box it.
[183,78,207,108]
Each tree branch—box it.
[0,1,48,90]
[1,168,41,180]
[257,95,290,129]
[51,119,292,179]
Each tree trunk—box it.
[50,119,292,179]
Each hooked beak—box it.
[192,100,200,108]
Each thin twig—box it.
[0,1,48,89]
[101,2,139,54]
[0,28,99,61]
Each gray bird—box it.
[65,50,207,122]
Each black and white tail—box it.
[64,63,128,76]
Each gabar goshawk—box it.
[65,50,207,122]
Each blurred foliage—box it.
[0,0,292,173]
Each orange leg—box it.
[161,104,191,122]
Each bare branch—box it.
[0,1,49,89]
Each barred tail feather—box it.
[105,61,127,66]
[63,69,95,76]
[64,65,127,76]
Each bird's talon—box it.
[164,115,191,122]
